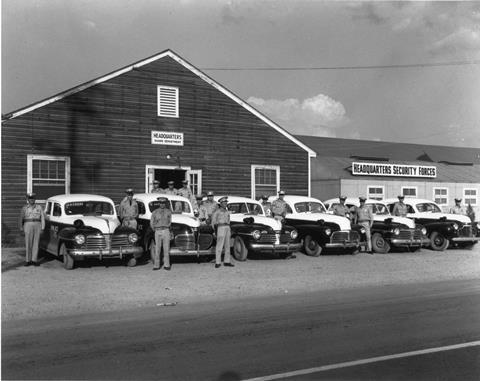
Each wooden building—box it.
[2,49,316,245]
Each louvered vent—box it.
[157,86,179,117]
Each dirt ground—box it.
[2,246,480,321]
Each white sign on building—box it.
[151,131,184,146]
[352,162,437,178]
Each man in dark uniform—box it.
[150,197,172,271]
[211,196,234,268]
[260,195,272,217]
[151,180,163,193]
[119,188,139,229]
[392,195,408,217]
[19,193,45,266]
[355,197,374,254]
[333,196,351,220]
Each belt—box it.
[23,219,41,222]
[217,223,230,226]
[358,220,370,223]
[155,227,170,230]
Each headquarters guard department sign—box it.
[352,162,437,178]
[151,131,184,146]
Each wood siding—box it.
[2,56,309,244]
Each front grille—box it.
[198,234,214,250]
[458,225,473,237]
[85,235,107,250]
[280,233,293,243]
[258,233,276,244]
[397,230,413,240]
[330,231,360,244]
[174,234,196,250]
[111,235,131,246]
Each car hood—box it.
[409,212,471,224]
[230,214,282,230]
[172,214,200,228]
[286,213,351,231]
[374,215,415,228]
[71,215,121,234]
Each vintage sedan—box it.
[384,198,479,251]
[134,193,216,260]
[324,198,429,253]
[268,195,363,255]
[214,196,302,261]
[40,194,143,269]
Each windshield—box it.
[65,201,114,216]
[149,200,192,214]
[372,203,390,215]
[294,202,326,213]
[416,203,441,213]
[228,202,264,215]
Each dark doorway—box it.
[155,169,186,189]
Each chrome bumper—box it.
[249,242,302,253]
[451,237,479,243]
[169,248,216,256]
[69,246,144,258]
[325,242,361,249]
[390,238,430,247]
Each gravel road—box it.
[2,246,480,321]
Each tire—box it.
[303,235,322,256]
[232,236,248,261]
[60,243,74,270]
[126,257,137,267]
[371,233,391,254]
[430,231,449,251]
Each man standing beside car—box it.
[392,195,408,217]
[18,193,45,266]
[271,190,288,223]
[333,196,351,220]
[151,197,172,271]
[199,191,217,225]
[260,195,272,217]
[211,196,234,268]
[355,197,374,254]
[450,198,466,215]
[119,188,139,229]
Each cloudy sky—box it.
[3,0,480,147]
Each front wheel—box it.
[303,235,322,256]
[371,233,390,254]
[430,231,449,251]
[60,243,74,270]
[232,236,248,261]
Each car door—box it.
[47,202,63,254]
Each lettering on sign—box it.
[352,162,437,178]
[151,131,184,146]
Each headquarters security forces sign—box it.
[352,162,437,178]
[151,131,184,146]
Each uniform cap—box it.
[359,196,367,202]
[398,195,405,199]
[167,181,174,185]
[455,198,462,202]
[261,195,268,200]
[153,180,160,184]
[278,190,286,195]
[218,196,228,203]
[157,197,168,203]
[26,192,36,199]
[125,188,134,194]
[207,191,214,196]
[339,196,347,201]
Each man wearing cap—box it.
[450,198,466,215]
[119,188,139,229]
[199,191,217,225]
[333,196,351,220]
[260,195,272,217]
[392,195,408,217]
[151,180,163,194]
[164,181,178,196]
[355,197,374,254]
[150,197,172,270]
[177,179,197,210]
[211,196,234,268]
[271,190,288,223]
[19,193,46,266]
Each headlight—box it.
[74,234,85,245]
[128,233,138,243]
[360,227,366,234]
[452,223,459,230]
[392,228,400,235]
[290,230,298,239]
[324,228,332,236]
[421,227,427,235]
[252,230,261,240]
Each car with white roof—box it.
[39,194,143,269]
[384,198,479,251]
[134,193,216,260]
[324,197,429,253]
[214,196,302,261]
[268,195,363,255]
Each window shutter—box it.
[157,86,179,117]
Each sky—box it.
[2,0,480,148]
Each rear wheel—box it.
[232,236,248,261]
[371,233,390,254]
[430,231,449,251]
[60,243,74,270]
[303,235,322,256]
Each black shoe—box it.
[223,262,235,267]
[152,267,160,271]
[164,266,171,271]
[33,261,40,267]
[215,264,221,268]
[24,261,32,267]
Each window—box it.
[367,186,384,200]
[433,187,448,206]
[28,155,70,202]
[401,187,417,198]
[251,165,280,200]
[157,86,179,118]
[188,170,202,197]
[464,188,478,206]
[53,203,62,217]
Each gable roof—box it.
[3,49,316,157]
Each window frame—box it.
[433,187,449,206]
[251,165,280,200]
[401,186,418,198]
[463,188,478,206]
[27,155,71,203]
[157,85,179,118]
[367,185,385,200]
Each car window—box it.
[45,202,52,215]
[53,203,62,217]
[227,203,244,214]
[149,200,191,214]
[373,203,389,215]
[137,201,146,215]
[246,203,264,215]
[324,203,330,210]
[65,201,114,215]
[294,202,326,213]
[407,205,415,213]
[285,204,293,213]
[416,203,441,213]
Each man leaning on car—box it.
[119,188,139,229]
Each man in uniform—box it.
[260,195,272,217]
[164,181,178,196]
[333,196,351,220]
[18,193,45,266]
[355,197,374,254]
[151,180,163,193]
[211,196,234,268]
[177,179,197,210]
[150,197,172,271]
[271,190,288,223]
[450,198,466,215]
[119,188,139,229]
[199,191,217,225]
[392,195,408,217]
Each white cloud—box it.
[430,26,480,55]
[247,94,350,137]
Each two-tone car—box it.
[268,195,363,255]
[214,196,302,261]
[134,193,216,261]
[40,194,143,269]
[324,197,429,253]
[384,198,479,251]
